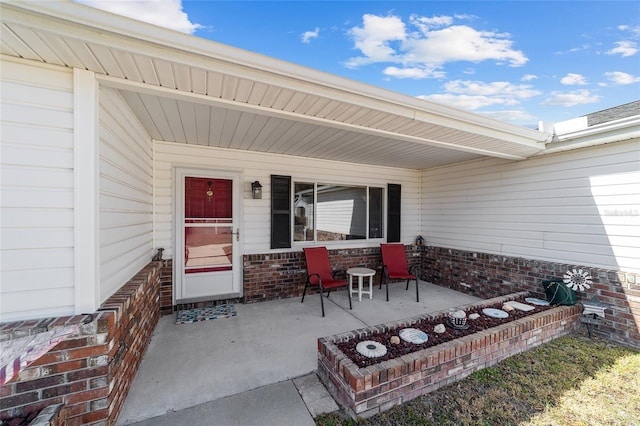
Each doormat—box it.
[176,304,237,324]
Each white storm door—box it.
[175,169,241,302]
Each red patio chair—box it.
[302,247,352,317]
[380,243,420,302]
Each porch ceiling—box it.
[1,0,550,170]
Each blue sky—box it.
[77,1,639,128]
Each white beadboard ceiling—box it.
[1,1,550,170]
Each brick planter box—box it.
[317,292,582,419]
[1,262,161,425]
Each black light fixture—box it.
[251,181,262,199]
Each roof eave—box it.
[542,116,640,155]
[1,0,549,153]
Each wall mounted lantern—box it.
[251,181,263,199]
[206,181,214,202]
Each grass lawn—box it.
[316,332,640,426]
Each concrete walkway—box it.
[117,281,480,425]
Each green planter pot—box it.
[542,279,577,305]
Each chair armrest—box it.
[307,272,322,286]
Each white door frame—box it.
[173,167,243,303]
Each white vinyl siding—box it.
[99,87,154,301]
[154,141,420,257]
[316,187,367,239]
[0,58,75,321]
[421,139,640,272]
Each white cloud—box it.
[541,90,600,107]
[383,66,445,79]
[617,24,640,38]
[522,74,538,81]
[302,27,320,44]
[444,80,540,99]
[554,43,591,55]
[560,73,588,85]
[404,25,527,66]
[75,0,202,34]
[417,79,540,111]
[481,109,537,122]
[604,71,640,85]
[345,14,406,67]
[606,41,638,57]
[409,14,454,33]
[346,13,527,74]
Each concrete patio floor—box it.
[117,281,481,425]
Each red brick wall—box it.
[242,247,410,303]
[420,246,640,349]
[159,259,173,315]
[101,263,160,424]
[0,262,160,425]
[317,292,582,419]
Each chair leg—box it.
[326,289,332,298]
[415,278,419,302]
[347,286,352,310]
[405,279,410,291]
[301,282,309,303]
[320,286,325,317]
[385,277,389,302]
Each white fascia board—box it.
[542,116,640,154]
[1,0,549,149]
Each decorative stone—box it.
[468,313,480,320]
[483,308,509,318]
[502,303,515,312]
[389,336,400,345]
[434,324,446,334]
[449,310,466,318]
[503,301,534,312]
[399,328,428,344]
[356,340,387,358]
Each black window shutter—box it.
[387,183,401,242]
[271,175,291,249]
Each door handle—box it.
[232,228,240,241]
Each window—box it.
[270,175,400,249]
[293,182,384,242]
